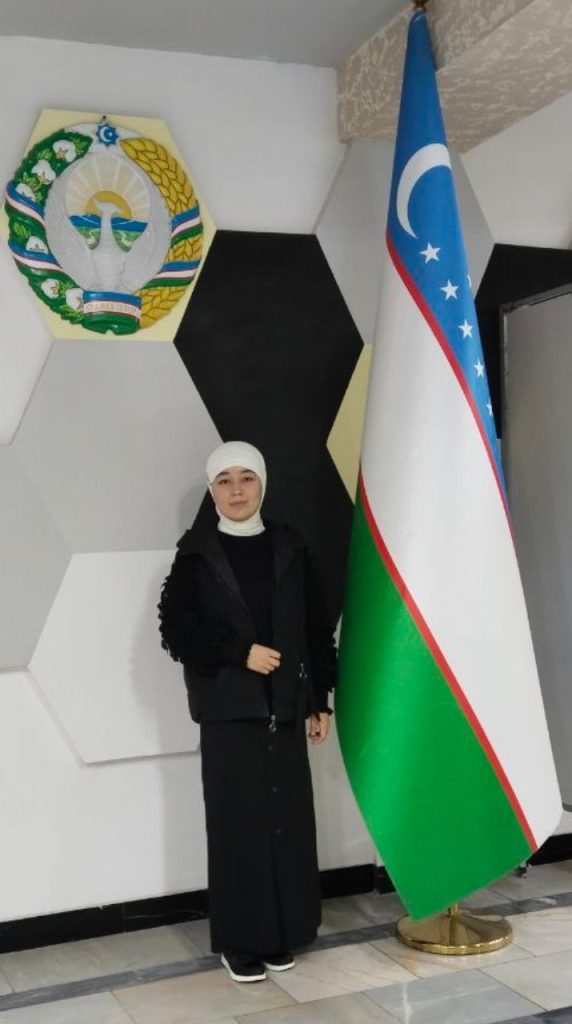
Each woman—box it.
[158,441,336,983]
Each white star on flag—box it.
[459,320,473,339]
[467,273,472,290]
[420,243,440,263]
[440,280,458,300]
[474,360,485,377]
[486,401,494,416]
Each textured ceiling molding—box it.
[338,0,572,152]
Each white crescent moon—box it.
[396,143,451,237]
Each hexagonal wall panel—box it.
[0,447,70,669]
[14,338,220,552]
[3,108,215,342]
[30,550,199,763]
[317,140,394,347]
[175,230,363,616]
[317,141,494,352]
[327,344,372,502]
[0,671,206,917]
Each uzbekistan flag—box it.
[335,8,561,920]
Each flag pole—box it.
[335,0,556,956]
[394,0,514,955]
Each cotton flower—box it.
[40,278,60,299]
[32,160,56,185]
[15,183,35,200]
[52,139,76,163]
[65,288,84,311]
[26,236,48,253]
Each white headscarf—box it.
[206,441,267,537]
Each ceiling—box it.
[0,0,407,68]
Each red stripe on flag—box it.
[386,231,513,537]
[358,470,537,852]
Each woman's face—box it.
[211,466,262,521]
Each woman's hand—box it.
[307,713,331,744]
[246,644,282,675]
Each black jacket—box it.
[158,519,336,723]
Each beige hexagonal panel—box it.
[2,108,215,341]
[327,343,372,503]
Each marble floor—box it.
[1,861,572,1023]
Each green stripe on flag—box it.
[336,492,531,919]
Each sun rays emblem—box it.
[5,118,204,335]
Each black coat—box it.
[158,519,336,723]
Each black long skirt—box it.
[200,717,321,954]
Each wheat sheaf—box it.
[121,137,204,328]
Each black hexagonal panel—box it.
[174,230,363,616]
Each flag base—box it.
[396,904,512,955]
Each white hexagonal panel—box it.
[14,338,220,552]
[31,550,199,763]
[317,140,494,348]
[317,140,394,346]
[0,447,70,668]
[0,671,207,918]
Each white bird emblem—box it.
[43,150,171,295]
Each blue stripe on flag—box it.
[386,11,504,493]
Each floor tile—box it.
[269,942,414,1003]
[0,992,133,1023]
[319,892,406,935]
[484,949,572,1010]
[372,934,531,978]
[113,969,295,1024]
[367,967,542,1024]
[235,990,399,1022]
[0,925,199,992]
[506,906,572,955]
[490,863,572,900]
[175,918,212,957]
[460,886,511,910]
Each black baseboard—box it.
[2,837,569,954]
[320,863,375,899]
[374,866,395,895]
[530,832,572,865]
[0,863,373,954]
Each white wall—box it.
[0,36,344,235]
[0,33,376,924]
[461,89,572,248]
[2,32,570,925]
[461,91,572,833]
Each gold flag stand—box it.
[397,903,512,955]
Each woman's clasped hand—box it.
[246,643,281,674]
